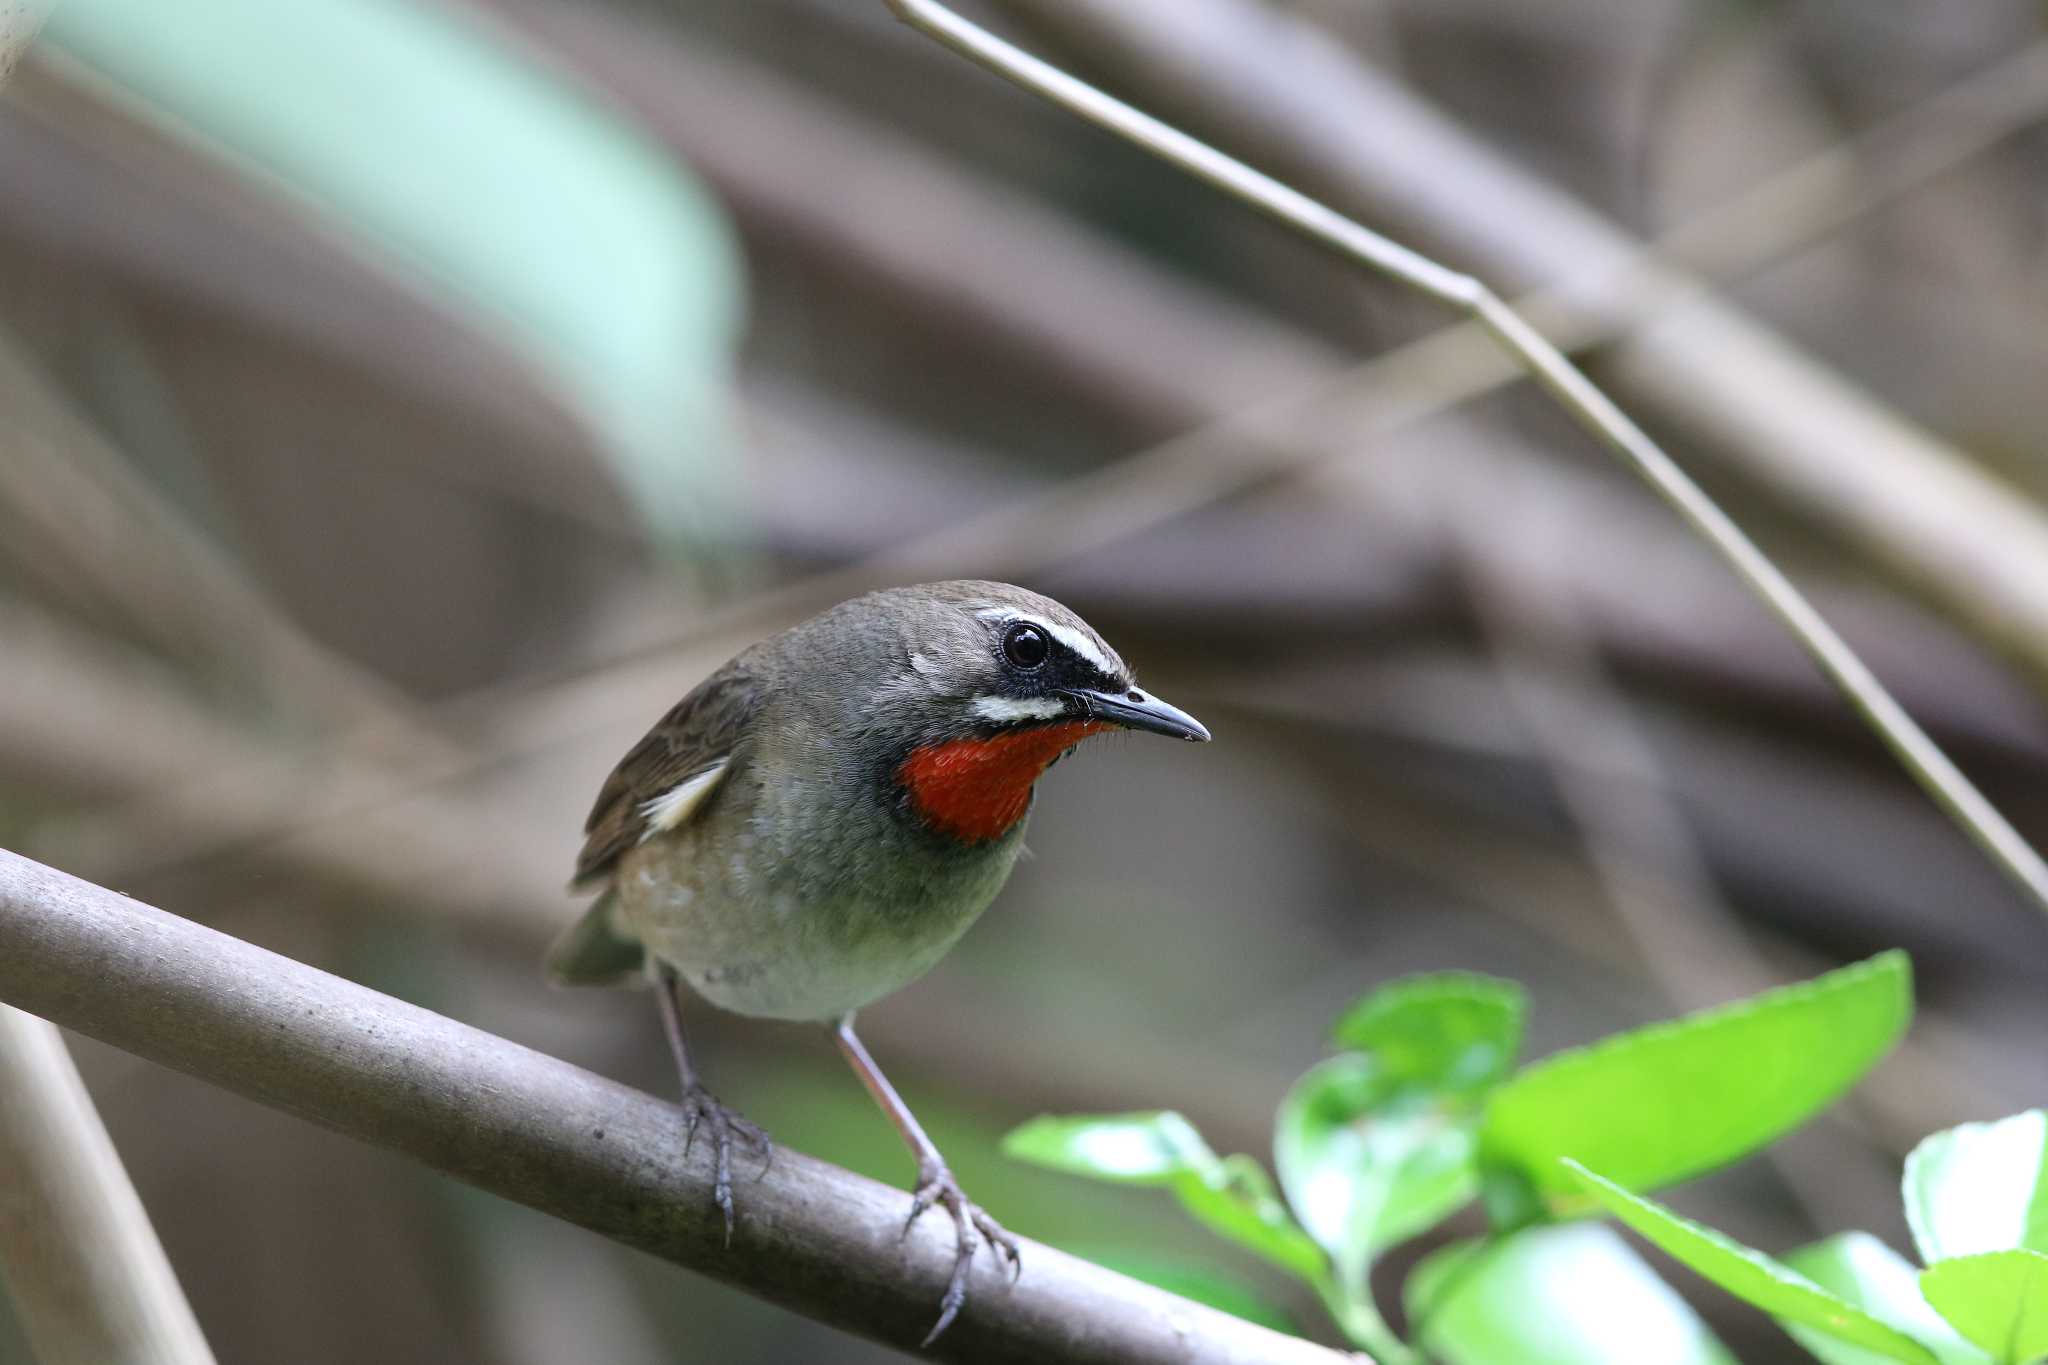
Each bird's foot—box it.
[904,1158,1021,1345]
[679,1083,772,1247]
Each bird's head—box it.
[799,581,1209,842]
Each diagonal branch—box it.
[988,0,2048,684]
[882,0,2048,920]
[0,850,1360,1365]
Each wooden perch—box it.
[0,850,1361,1365]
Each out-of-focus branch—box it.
[0,0,49,84]
[889,0,2048,924]
[1446,453,1901,1233]
[33,5,2048,924]
[992,0,2048,687]
[0,850,1359,1365]
[0,327,436,740]
[0,1007,217,1365]
[0,601,562,934]
[495,0,2048,686]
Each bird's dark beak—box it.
[1061,686,1211,742]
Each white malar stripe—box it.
[973,608,1119,678]
[971,695,1068,724]
[637,761,730,842]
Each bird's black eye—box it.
[1002,622,1050,669]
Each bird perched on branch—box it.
[548,581,1210,1342]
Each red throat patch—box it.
[900,721,1110,842]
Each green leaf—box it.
[1567,1162,1940,1364]
[1920,1252,2048,1365]
[1406,1223,1738,1365]
[1331,972,1527,1093]
[46,0,745,546]
[1076,1250,1299,1333]
[1176,1154,1329,1282]
[1274,1053,1477,1293]
[1003,1112,1325,1280]
[1002,1111,1219,1184]
[1785,1234,1989,1365]
[1905,1112,2048,1264]
[1481,953,1912,1214]
[1272,973,1521,1292]
[1916,1252,2048,1365]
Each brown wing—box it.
[571,659,763,889]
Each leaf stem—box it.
[1315,1272,1423,1365]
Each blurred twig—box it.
[1448,460,1774,1010]
[0,326,440,740]
[496,0,2048,699]
[1447,451,1900,1233]
[887,0,2048,914]
[991,0,2048,688]
[34,6,2048,929]
[0,1006,216,1365]
[0,850,1357,1365]
[0,600,560,933]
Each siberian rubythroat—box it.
[549,581,1210,1340]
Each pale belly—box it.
[609,816,1025,1022]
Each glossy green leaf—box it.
[1331,972,1526,1092]
[1406,1223,1738,1365]
[1920,1252,2048,1365]
[1274,1053,1476,1294]
[1003,1112,1325,1280]
[1568,1163,1940,1364]
[46,0,744,545]
[1905,1112,2048,1264]
[1784,1234,1989,1365]
[1272,973,1520,1291]
[1482,953,1911,1213]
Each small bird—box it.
[549,581,1209,1341]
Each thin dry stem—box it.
[883,0,2048,917]
[0,1007,216,1365]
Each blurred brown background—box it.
[4,0,2048,1359]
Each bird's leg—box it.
[834,1013,1020,1345]
[651,963,769,1246]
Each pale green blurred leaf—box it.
[1002,1110,1218,1185]
[1905,1112,2048,1264]
[1784,1233,1988,1365]
[46,0,744,544]
[1003,1112,1324,1280]
[1407,1223,1737,1365]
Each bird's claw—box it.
[904,1158,1021,1345]
[679,1083,772,1248]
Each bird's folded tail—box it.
[545,890,647,988]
